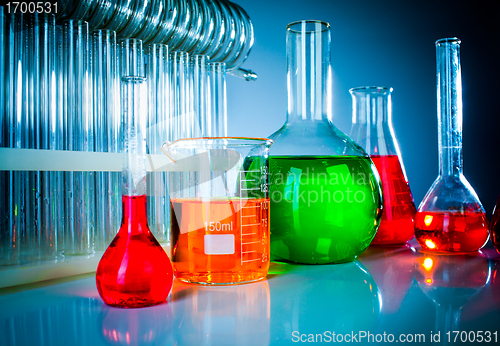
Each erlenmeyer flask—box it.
[350,87,416,245]
[96,77,173,308]
[268,20,383,264]
[415,38,489,253]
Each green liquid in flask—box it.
[269,156,382,264]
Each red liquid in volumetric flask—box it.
[171,198,270,284]
[370,155,416,245]
[415,211,489,253]
[96,195,173,308]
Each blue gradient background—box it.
[226,0,500,220]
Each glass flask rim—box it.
[163,136,273,149]
[287,20,330,33]
[349,86,393,95]
[435,37,461,46]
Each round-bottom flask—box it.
[269,20,382,264]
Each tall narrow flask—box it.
[350,87,416,245]
[96,77,173,308]
[268,20,383,264]
[415,38,489,253]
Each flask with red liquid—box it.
[414,38,489,253]
[95,74,173,308]
[350,86,416,245]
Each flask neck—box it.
[350,87,396,155]
[436,38,463,177]
[120,195,150,235]
[286,21,332,123]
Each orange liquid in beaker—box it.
[170,198,270,284]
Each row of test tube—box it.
[0,11,227,266]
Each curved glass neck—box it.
[436,38,463,177]
[286,20,331,123]
[350,87,398,156]
[351,87,392,125]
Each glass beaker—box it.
[350,86,416,245]
[268,20,383,264]
[162,137,273,285]
[415,38,489,253]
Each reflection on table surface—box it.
[1,240,500,345]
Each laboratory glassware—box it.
[0,11,61,264]
[268,20,383,264]
[170,51,191,140]
[489,195,500,254]
[208,62,228,137]
[55,0,256,79]
[350,86,416,245]
[190,54,209,137]
[93,29,121,251]
[146,43,170,243]
[162,137,273,285]
[120,38,145,78]
[96,77,174,308]
[415,38,489,253]
[62,20,95,256]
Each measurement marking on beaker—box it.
[242,223,260,226]
[241,258,261,263]
[243,241,260,244]
[241,233,256,236]
[241,187,261,191]
[242,250,257,254]
[239,170,260,173]
[241,205,259,209]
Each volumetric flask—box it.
[162,137,273,285]
[415,38,489,253]
[350,87,416,245]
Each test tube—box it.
[93,29,121,251]
[0,9,24,265]
[1,11,39,264]
[120,38,145,78]
[62,20,95,256]
[36,13,61,262]
[190,55,209,137]
[208,62,227,137]
[169,51,190,141]
[146,43,170,243]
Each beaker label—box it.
[204,234,235,254]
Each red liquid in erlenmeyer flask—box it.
[370,155,416,245]
[96,195,174,308]
[415,211,489,253]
